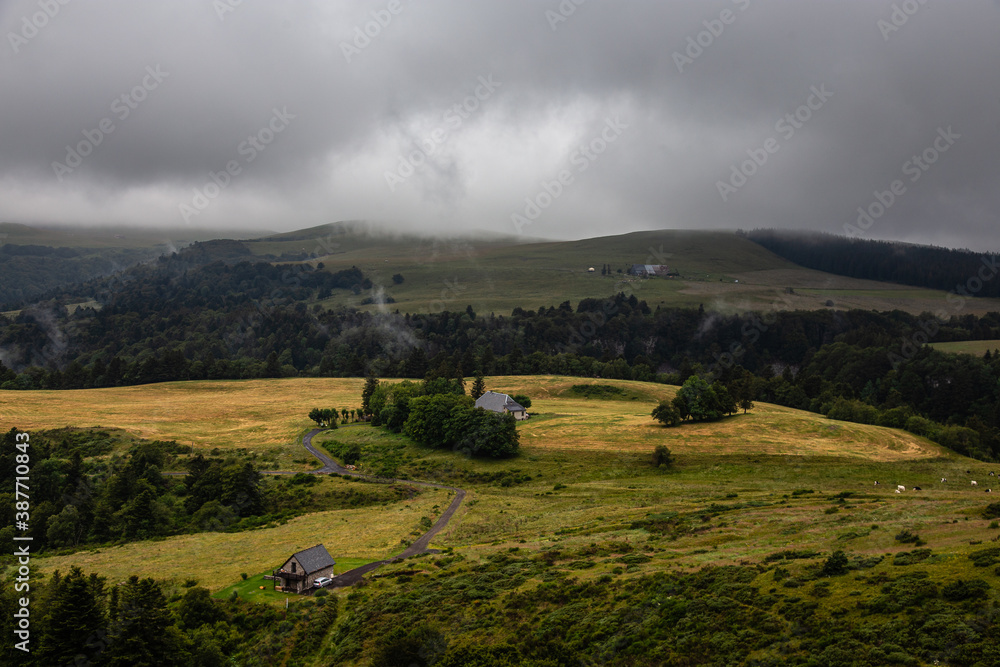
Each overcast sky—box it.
[1,1,998,249]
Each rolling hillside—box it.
[246,225,1000,316]
[8,375,989,592]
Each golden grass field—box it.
[1,376,947,463]
[930,339,1000,357]
[36,479,452,593]
[9,375,989,595]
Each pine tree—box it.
[106,576,180,667]
[361,375,380,416]
[471,371,487,399]
[37,567,107,666]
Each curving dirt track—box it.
[297,428,466,589]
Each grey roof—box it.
[291,544,336,574]
[475,391,525,413]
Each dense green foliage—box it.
[375,378,521,459]
[0,243,159,308]
[672,376,737,422]
[0,565,316,666]
[0,427,406,555]
[318,550,999,666]
[744,228,1000,298]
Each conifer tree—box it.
[471,371,487,399]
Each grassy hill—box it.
[930,340,1000,357]
[7,221,999,315]
[7,376,994,594]
[10,376,1000,663]
[245,225,1000,315]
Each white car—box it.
[313,576,334,588]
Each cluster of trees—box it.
[652,374,753,426]
[365,376,520,458]
[743,229,1000,298]
[307,407,364,428]
[0,428,285,553]
[0,565,316,666]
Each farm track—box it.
[292,428,466,589]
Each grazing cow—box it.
[913,486,922,491]
[987,489,993,493]
[874,481,880,486]
[991,472,996,477]
[941,478,947,483]
[895,489,901,494]
[897,485,906,491]
[972,481,978,486]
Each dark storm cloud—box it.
[0,0,997,249]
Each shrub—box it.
[651,401,681,427]
[969,546,1000,568]
[511,394,532,409]
[982,502,1000,520]
[240,573,248,580]
[942,578,990,602]
[821,550,849,576]
[652,445,673,468]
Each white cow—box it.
[972,481,978,486]
[897,485,905,492]
[895,489,901,494]
[940,478,947,483]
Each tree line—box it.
[743,229,1000,298]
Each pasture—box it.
[930,339,1000,357]
[11,376,999,599]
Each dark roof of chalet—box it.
[289,544,336,574]
[475,391,526,413]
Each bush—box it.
[652,445,673,468]
[904,415,938,438]
[821,550,849,576]
[935,425,982,458]
[241,573,248,580]
[942,578,990,602]
[652,401,681,427]
[511,394,532,409]
[984,502,1000,520]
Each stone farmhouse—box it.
[475,390,529,420]
[270,544,336,593]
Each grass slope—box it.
[13,376,996,600]
[930,339,1000,357]
[245,225,1000,315]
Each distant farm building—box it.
[270,544,336,594]
[475,391,529,420]
[629,264,670,277]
